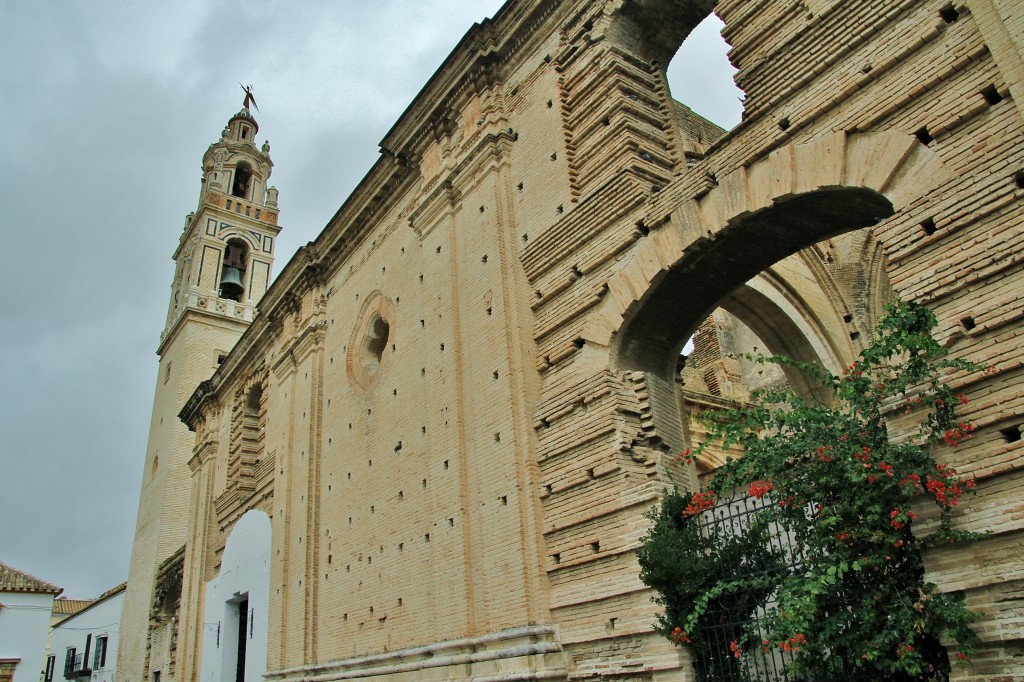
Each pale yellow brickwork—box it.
[123,1,1024,680]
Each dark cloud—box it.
[0,1,739,598]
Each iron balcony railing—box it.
[64,653,90,679]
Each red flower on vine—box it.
[780,633,807,653]
[748,479,775,500]
[889,508,916,536]
[671,627,691,644]
[943,422,976,447]
[682,491,716,518]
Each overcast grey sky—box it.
[0,1,741,599]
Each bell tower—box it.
[118,99,281,682]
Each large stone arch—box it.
[582,130,950,378]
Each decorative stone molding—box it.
[265,625,567,682]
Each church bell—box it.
[220,266,244,300]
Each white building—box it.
[0,562,62,682]
[47,585,124,682]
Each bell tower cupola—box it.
[161,90,282,342]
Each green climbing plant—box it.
[637,301,984,680]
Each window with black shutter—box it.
[93,637,108,669]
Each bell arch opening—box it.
[220,238,249,302]
[232,162,253,199]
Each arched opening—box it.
[220,238,249,302]
[616,188,894,379]
[681,275,841,407]
[677,269,860,474]
[664,13,744,132]
[616,190,902,678]
[232,163,252,199]
[608,186,895,481]
[609,1,743,139]
[199,510,270,682]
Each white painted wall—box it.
[0,591,56,682]
[50,590,124,682]
[199,510,271,682]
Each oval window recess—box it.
[347,292,396,393]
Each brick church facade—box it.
[119,1,1024,680]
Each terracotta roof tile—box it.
[0,561,62,595]
[52,598,92,615]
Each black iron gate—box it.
[688,489,939,682]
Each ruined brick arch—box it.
[582,130,950,381]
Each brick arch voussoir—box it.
[581,130,949,353]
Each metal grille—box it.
[688,489,921,682]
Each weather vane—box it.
[240,84,259,112]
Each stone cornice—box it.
[202,138,273,171]
[172,191,281,261]
[157,300,251,357]
[179,379,215,432]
